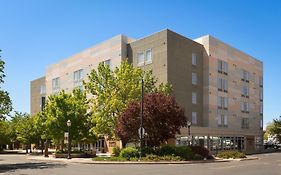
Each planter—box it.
[53,153,95,158]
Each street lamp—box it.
[139,78,144,160]
[67,119,71,159]
[187,121,191,146]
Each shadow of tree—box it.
[0,162,66,173]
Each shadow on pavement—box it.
[0,162,66,173]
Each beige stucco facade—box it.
[30,76,46,116]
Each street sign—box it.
[64,132,69,144]
[138,127,145,138]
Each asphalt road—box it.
[1,153,281,175]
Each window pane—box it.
[137,52,144,65]
[192,53,197,65]
[192,92,197,104]
[218,96,222,108]
[217,115,222,125]
[224,97,228,108]
[192,73,197,85]
[145,49,152,63]
[192,112,197,124]
[224,115,228,125]
[218,60,222,72]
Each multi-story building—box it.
[30,29,263,153]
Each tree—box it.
[84,60,172,137]
[43,89,94,150]
[116,93,187,147]
[0,119,10,150]
[0,50,12,119]
[269,117,281,142]
[16,113,39,153]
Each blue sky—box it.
[0,0,280,126]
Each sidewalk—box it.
[26,155,259,165]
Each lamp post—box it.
[139,78,144,160]
[67,119,71,159]
[187,121,191,146]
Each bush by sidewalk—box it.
[217,150,246,159]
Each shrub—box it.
[141,147,156,156]
[175,146,193,160]
[119,147,138,160]
[158,145,176,156]
[143,154,182,161]
[113,147,121,157]
[93,157,127,161]
[217,151,246,159]
[192,154,204,160]
[157,145,193,160]
[190,146,213,159]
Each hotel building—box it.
[31,29,263,153]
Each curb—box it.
[26,156,232,165]
[26,156,258,165]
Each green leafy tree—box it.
[84,60,172,137]
[0,50,12,120]
[43,89,94,150]
[16,113,39,153]
[269,117,281,142]
[116,93,187,147]
[0,119,10,150]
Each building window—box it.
[260,104,263,115]
[218,114,228,127]
[218,96,228,110]
[218,59,228,75]
[41,96,46,111]
[241,102,249,113]
[40,85,46,94]
[259,76,263,87]
[241,69,250,82]
[192,53,197,66]
[242,86,249,98]
[242,118,249,129]
[52,77,60,91]
[192,73,197,85]
[260,90,263,101]
[217,78,228,92]
[103,59,111,68]
[137,49,153,66]
[74,69,84,83]
[260,119,263,129]
[137,52,144,65]
[192,112,197,124]
[145,49,152,64]
[192,92,197,104]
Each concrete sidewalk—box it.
[26,155,259,165]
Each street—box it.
[1,153,281,175]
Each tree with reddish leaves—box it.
[116,93,187,147]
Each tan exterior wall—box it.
[195,35,263,134]
[127,30,168,84]
[30,76,46,116]
[45,35,134,97]
[167,30,204,126]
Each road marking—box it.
[211,163,259,170]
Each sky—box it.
[0,0,280,126]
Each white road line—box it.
[211,163,260,170]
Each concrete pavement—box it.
[0,153,280,175]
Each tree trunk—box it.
[41,140,44,155]
[29,143,32,153]
[44,140,49,157]
[25,144,28,154]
